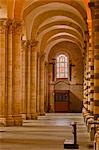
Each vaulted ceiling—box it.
[0,0,92,61]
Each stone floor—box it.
[0,113,93,150]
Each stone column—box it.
[44,62,49,112]
[37,53,40,115]
[88,30,94,114]
[12,20,23,125]
[6,20,14,126]
[30,40,38,119]
[83,64,87,110]
[26,41,31,119]
[86,57,89,112]
[93,1,99,119]
[87,66,91,113]
[48,62,53,82]
[40,54,45,115]
[0,19,7,126]
[49,83,55,112]
[83,53,88,111]
[88,2,95,116]
[48,62,55,112]
[85,33,90,112]
[21,40,27,119]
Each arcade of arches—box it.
[0,0,99,148]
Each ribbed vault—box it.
[0,0,91,78]
[21,0,89,63]
[0,0,91,59]
[0,0,92,78]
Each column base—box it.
[0,117,6,127]
[13,115,22,126]
[26,114,32,120]
[0,116,22,127]
[21,114,26,120]
[49,109,54,113]
[6,116,14,126]
[31,113,38,120]
[37,112,41,116]
[40,112,45,116]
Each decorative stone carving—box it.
[26,40,30,48]
[0,19,23,35]
[25,40,38,51]
[7,19,13,34]
[21,40,27,49]
[12,20,23,34]
[0,19,7,34]
[30,39,38,48]
[45,61,48,67]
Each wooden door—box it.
[54,90,69,112]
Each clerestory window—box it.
[56,54,68,79]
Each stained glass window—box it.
[56,54,68,78]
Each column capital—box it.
[2,19,23,34]
[26,40,38,49]
[30,39,38,48]
[0,18,7,25]
[12,20,23,34]
[26,40,31,48]
[6,19,13,33]
[12,19,23,27]
[0,18,7,34]
[5,19,23,34]
[21,40,27,49]
[45,61,48,67]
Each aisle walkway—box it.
[0,113,93,150]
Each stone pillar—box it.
[86,50,89,111]
[87,38,91,113]
[44,62,49,112]
[6,20,14,125]
[30,40,38,119]
[48,62,53,82]
[26,41,31,119]
[88,30,94,114]
[83,53,88,111]
[49,83,55,112]
[37,53,40,115]
[12,20,23,125]
[0,19,7,126]
[21,40,27,119]
[40,54,45,115]
[83,58,86,109]
[93,1,99,119]
[48,62,55,112]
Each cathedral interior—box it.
[0,0,99,149]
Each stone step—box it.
[0,113,93,150]
[45,113,81,116]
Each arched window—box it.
[56,54,68,78]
